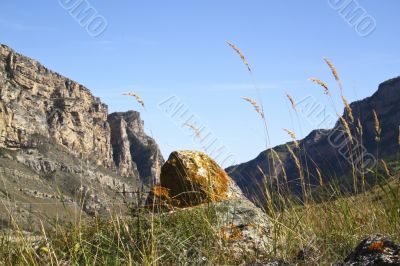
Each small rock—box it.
[339,235,400,265]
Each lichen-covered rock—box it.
[339,235,400,265]
[146,150,273,258]
[158,150,243,207]
[212,199,272,258]
[145,185,178,211]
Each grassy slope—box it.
[0,167,398,265]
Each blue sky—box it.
[1,1,399,166]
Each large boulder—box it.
[146,150,273,259]
[156,150,243,208]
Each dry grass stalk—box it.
[183,123,202,139]
[357,118,363,136]
[380,160,391,177]
[338,115,353,144]
[324,58,343,93]
[309,78,330,95]
[271,149,288,183]
[122,92,145,108]
[341,96,354,123]
[398,126,400,147]
[242,97,264,119]
[283,129,299,148]
[226,41,251,72]
[316,168,323,186]
[285,93,297,111]
[286,145,300,172]
[257,165,273,206]
[373,110,381,142]
[286,144,306,199]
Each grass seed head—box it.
[285,93,297,111]
[324,58,343,93]
[183,123,202,139]
[338,115,353,144]
[357,118,363,136]
[373,110,381,142]
[341,95,354,123]
[309,78,330,95]
[283,128,299,148]
[226,41,252,73]
[122,92,145,108]
[242,97,265,119]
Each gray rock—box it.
[108,111,164,184]
[211,198,273,257]
[338,235,400,265]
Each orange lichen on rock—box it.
[145,185,177,211]
[220,224,244,241]
[152,185,170,198]
[367,241,385,252]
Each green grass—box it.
[0,171,398,265]
[0,203,247,265]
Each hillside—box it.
[0,44,163,230]
[228,77,400,204]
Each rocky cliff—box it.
[108,111,164,185]
[228,77,400,203]
[0,44,163,229]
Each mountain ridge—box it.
[0,44,163,229]
[227,76,400,202]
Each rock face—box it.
[147,150,272,256]
[108,111,164,184]
[339,235,400,265]
[228,77,400,202]
[0,45,114,168]
[0,44,163,183]
[0,44,164,229]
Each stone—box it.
[145,185,179,211]
[158,150,243,207]
[338,235,400,265]
[146,150,273,258]
[212,199,272,258]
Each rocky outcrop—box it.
[0,44,163,184]
[339,235,400,265]
[0,44,164,229]
[228,77,400,202]
[108,111,164,184]
[0,44,114,168]
[147,150,272,256]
